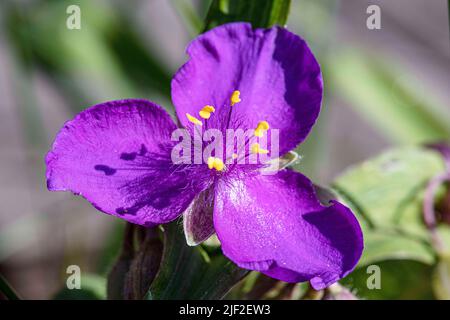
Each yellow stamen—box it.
[199,105,215,119]
[254,121,270,137]
[251,143,269,154]
[232,153,238,159]
[207,157,215,169]
[230,90,241,106]
[207,157,225,171]
[186,113,202,126]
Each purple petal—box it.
[213,170,363,290]
[183,187,215,246]
[46,99,205,226]
[172,22,322,155]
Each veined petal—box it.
[183,187,215,246]
[172,22,322,155]
[213,170,363,290]
[46,99,204,226]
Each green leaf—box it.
[333,147,446,265]
[203,0,291,31]
[334,147,445,234]
[147,221,247,300]
[53,274,106,300]
[360,231,434,266]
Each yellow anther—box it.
[186,113,202,126]
[251,143,269,155]
[207,157,215,169]
[232,153,238,159]
[214,159,224,171]
[230,90,241,106]
[254,121,270,137]
[207,157,225,171]
[199,105,215,119]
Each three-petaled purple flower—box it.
[46,23,363,290]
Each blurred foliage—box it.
[204,0,291,31]
[97,221,126,276]
[341,260,434,300]
[432,254,450,299]
[334,147,445,239]
[4,0,172,110]
[329,51,450,144]
[333,147,450,299]
[333,147,444,263]
[53,274,106,300]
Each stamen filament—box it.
[251,143,269,154]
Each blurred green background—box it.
[0,0,449,299]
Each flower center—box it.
[184,90,271,172]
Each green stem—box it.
[0,274,21,300]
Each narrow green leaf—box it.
[147,221,247,300]
[328,50,450,144]
[203,0,291,31]
[189,256,249,299]
[0,274,21,300]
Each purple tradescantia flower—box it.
[46,23,363,289]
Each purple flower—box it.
[46,23,363,289]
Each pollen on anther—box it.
[186,113,202,126]
[207,157,225,171]
[254,121,270,137]
[230,90,241,106]
[199,105,215,119]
